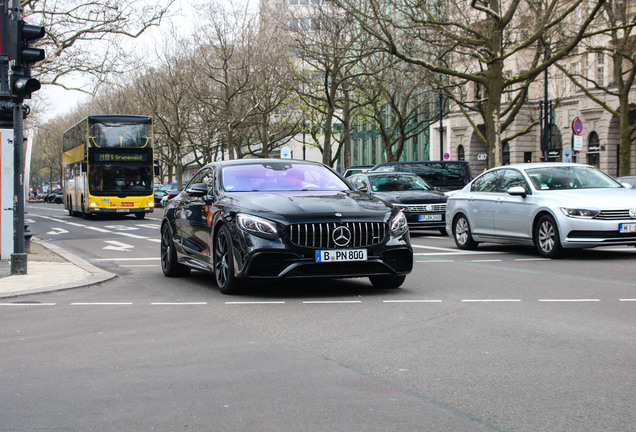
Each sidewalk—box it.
[0,238,116,298]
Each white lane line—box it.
[86,226,111,233]
[416,260,455,263]
[120,264,159,268]
[470,259,502,263]
[71,302,133,306]
[619,299,636,302]
[383,299,442,303]
[0,303,56,306]
[146,238,161,243]
[113,232,148,239]
[538,299,600,302]
[92,257,159,261]
[151,302,208,306]
[302,300,362,304]
[462,299,521,302]
[225,301,286,305]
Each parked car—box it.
[343,165,374,178]
[370,161,472,192]
[349,171,448,233]
[44,189,63,204]
[445,162,636,258]
[154,182,178,206]
[616,175,636,188]
[160,188,181,207]
[160,159,413,294]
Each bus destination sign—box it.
[94,152,149,163]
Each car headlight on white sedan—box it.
[560,208,600,219]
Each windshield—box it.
[89,121,152,148]
[406,163,468,188]
[89,165,153,195]
[525,166,622,190]
[222,162,349,192]
[369,174,432,192]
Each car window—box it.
[500,169,528,192]
[471,170,501,192]
[525,166,621,190]
[222,163,349,192]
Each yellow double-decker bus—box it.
[62,115,156,219]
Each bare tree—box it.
[556,0,636,175]
[335,0,606,168]
[25,0,176,93]
[191,1,257,160]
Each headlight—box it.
[146,202,155,207]
[560,208,600,219]
[237,214,279,239]
[390,210,408,236]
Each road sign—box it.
[281,146,291,159]
[443,152,450,160]
[573,135,583,151]
[572,117,583,135]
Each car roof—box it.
[486,162,595,171]
[209,158,323,168]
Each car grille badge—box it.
[630,208,636,219]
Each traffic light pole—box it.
[11,99,25,274]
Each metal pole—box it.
[302,122,306,160]
[439,91,444,161]
[11,101,26,274]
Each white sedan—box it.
[445,162,636,258]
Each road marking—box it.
[86,226,111,233]
[383,299,442,303]
[462,299,522,302]
[71,302,133,305]
[514,258,550,261]
[151,302,208,306]
[92,257,159,261]
[538,299,600,302]
[619,299,636,302]
[46,227,69,235]
[225,301,286,305]
[103,240,134,251]
[120,264,159,268]
[470,259,502,263]
[0,303,56,306]
[302,300,362,304]
[416,259,455,263]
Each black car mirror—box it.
[185,182,209,197]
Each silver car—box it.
[445,163,636,258]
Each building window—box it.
[457,145,465,161]
[596,52,605,87]
[588,131,600,168]
[502,141,510,165]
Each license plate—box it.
[619,223,636,233]
[316,249,367,262]
[116,209,129,213]
[418,214,442,221]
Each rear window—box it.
[373,162,471,190]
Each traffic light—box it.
[7,16,45,100]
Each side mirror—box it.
[507,186,527,197]
[185,182,209,197]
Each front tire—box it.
[369,275,406,289]
[214,225,242,294]
[453,214,478,250]
[534,214,563,258]
[160,224,191,277]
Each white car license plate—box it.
[619,223,636,233]
[116,209,129,213]
[315,249,367,262]
[418,214,442,221]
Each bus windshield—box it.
[89,120,152,148]
[89,165,153,195]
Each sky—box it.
[38,0,253,121]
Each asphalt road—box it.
[2,202,635,432]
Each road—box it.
[2,202,635,432]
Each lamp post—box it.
[439,91,444,161]
[302,121,306,160]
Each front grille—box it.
[397,203,446,213]
[596,210,635,220]
[288,222,387,249]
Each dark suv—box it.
[369,161,471,192]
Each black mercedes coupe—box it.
[160,159,413,294]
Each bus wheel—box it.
[67,198,73,216]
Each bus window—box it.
[89,121,152,148]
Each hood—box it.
[221,190,395,224]
[371,190,447,205]
[534,188,636,209]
